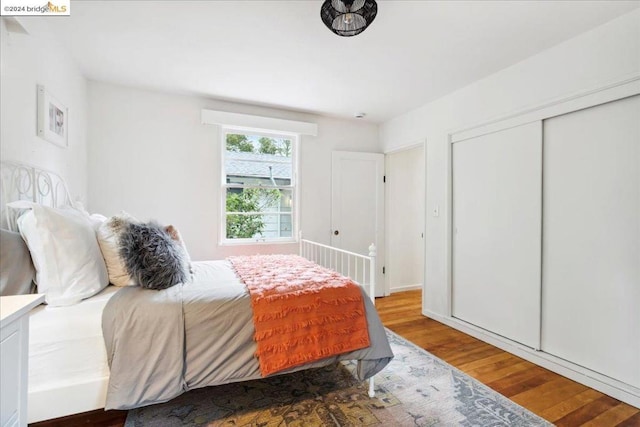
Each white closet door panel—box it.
[542,95,640,388]
[452,121,542,349]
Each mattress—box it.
[28,285,120,393]
[28,261,239,394]
[27,261,238,394]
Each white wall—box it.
[379,9,640,316]
[0,18,88,201]
[87,81,380,261]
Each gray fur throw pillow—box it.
[119,221,190,290]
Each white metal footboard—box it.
[299,239,376,303]
[299,237,377,397]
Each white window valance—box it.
[201,109,317,136]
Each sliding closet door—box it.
[452,122,542,349]
[542,95,640,388]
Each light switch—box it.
[432,205,440,217]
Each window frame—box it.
[220,126,299,245]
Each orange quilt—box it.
[228,254,371,376]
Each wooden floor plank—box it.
[464,354,525,375]
[445,343,503,365]
[615,412,640,427]
[554,395,621,426]
[509,374,589,414]
[493,369,558,398]
[457,351,513,371]
[540,389,604,422]
[470,360,536,385]
[582,403,640,427]
[486,363,553,392]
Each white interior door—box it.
[541,95,640,388]
[385,145,425,294]
[331,151,385,296]
[452,121,542,349]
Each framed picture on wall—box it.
[37,85,68,148]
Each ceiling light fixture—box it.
[320,0,378,37]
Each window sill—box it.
[219,238,298,247]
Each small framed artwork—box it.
[37,85,68,148]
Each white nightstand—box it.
[1,294,45,427]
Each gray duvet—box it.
[102,260,393,410]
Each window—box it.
[221,128,297,243]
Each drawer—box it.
[1,321,21,427]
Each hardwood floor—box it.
[30,289,639,426]
[377,290,640,427]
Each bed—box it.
[0,161,393,423]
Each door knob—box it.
[334,230,339,235]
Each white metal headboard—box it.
[0,161,73,231]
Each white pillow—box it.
[8,202,109,306]
[73,201,107,230]
[88,213,108,230]
[96,213,138,287]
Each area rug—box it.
[125,329,552,426]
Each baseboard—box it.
[389,284,422,294]
[422,308,640,409]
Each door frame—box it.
[383,141,426,298]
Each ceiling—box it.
[45,1,639,123]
